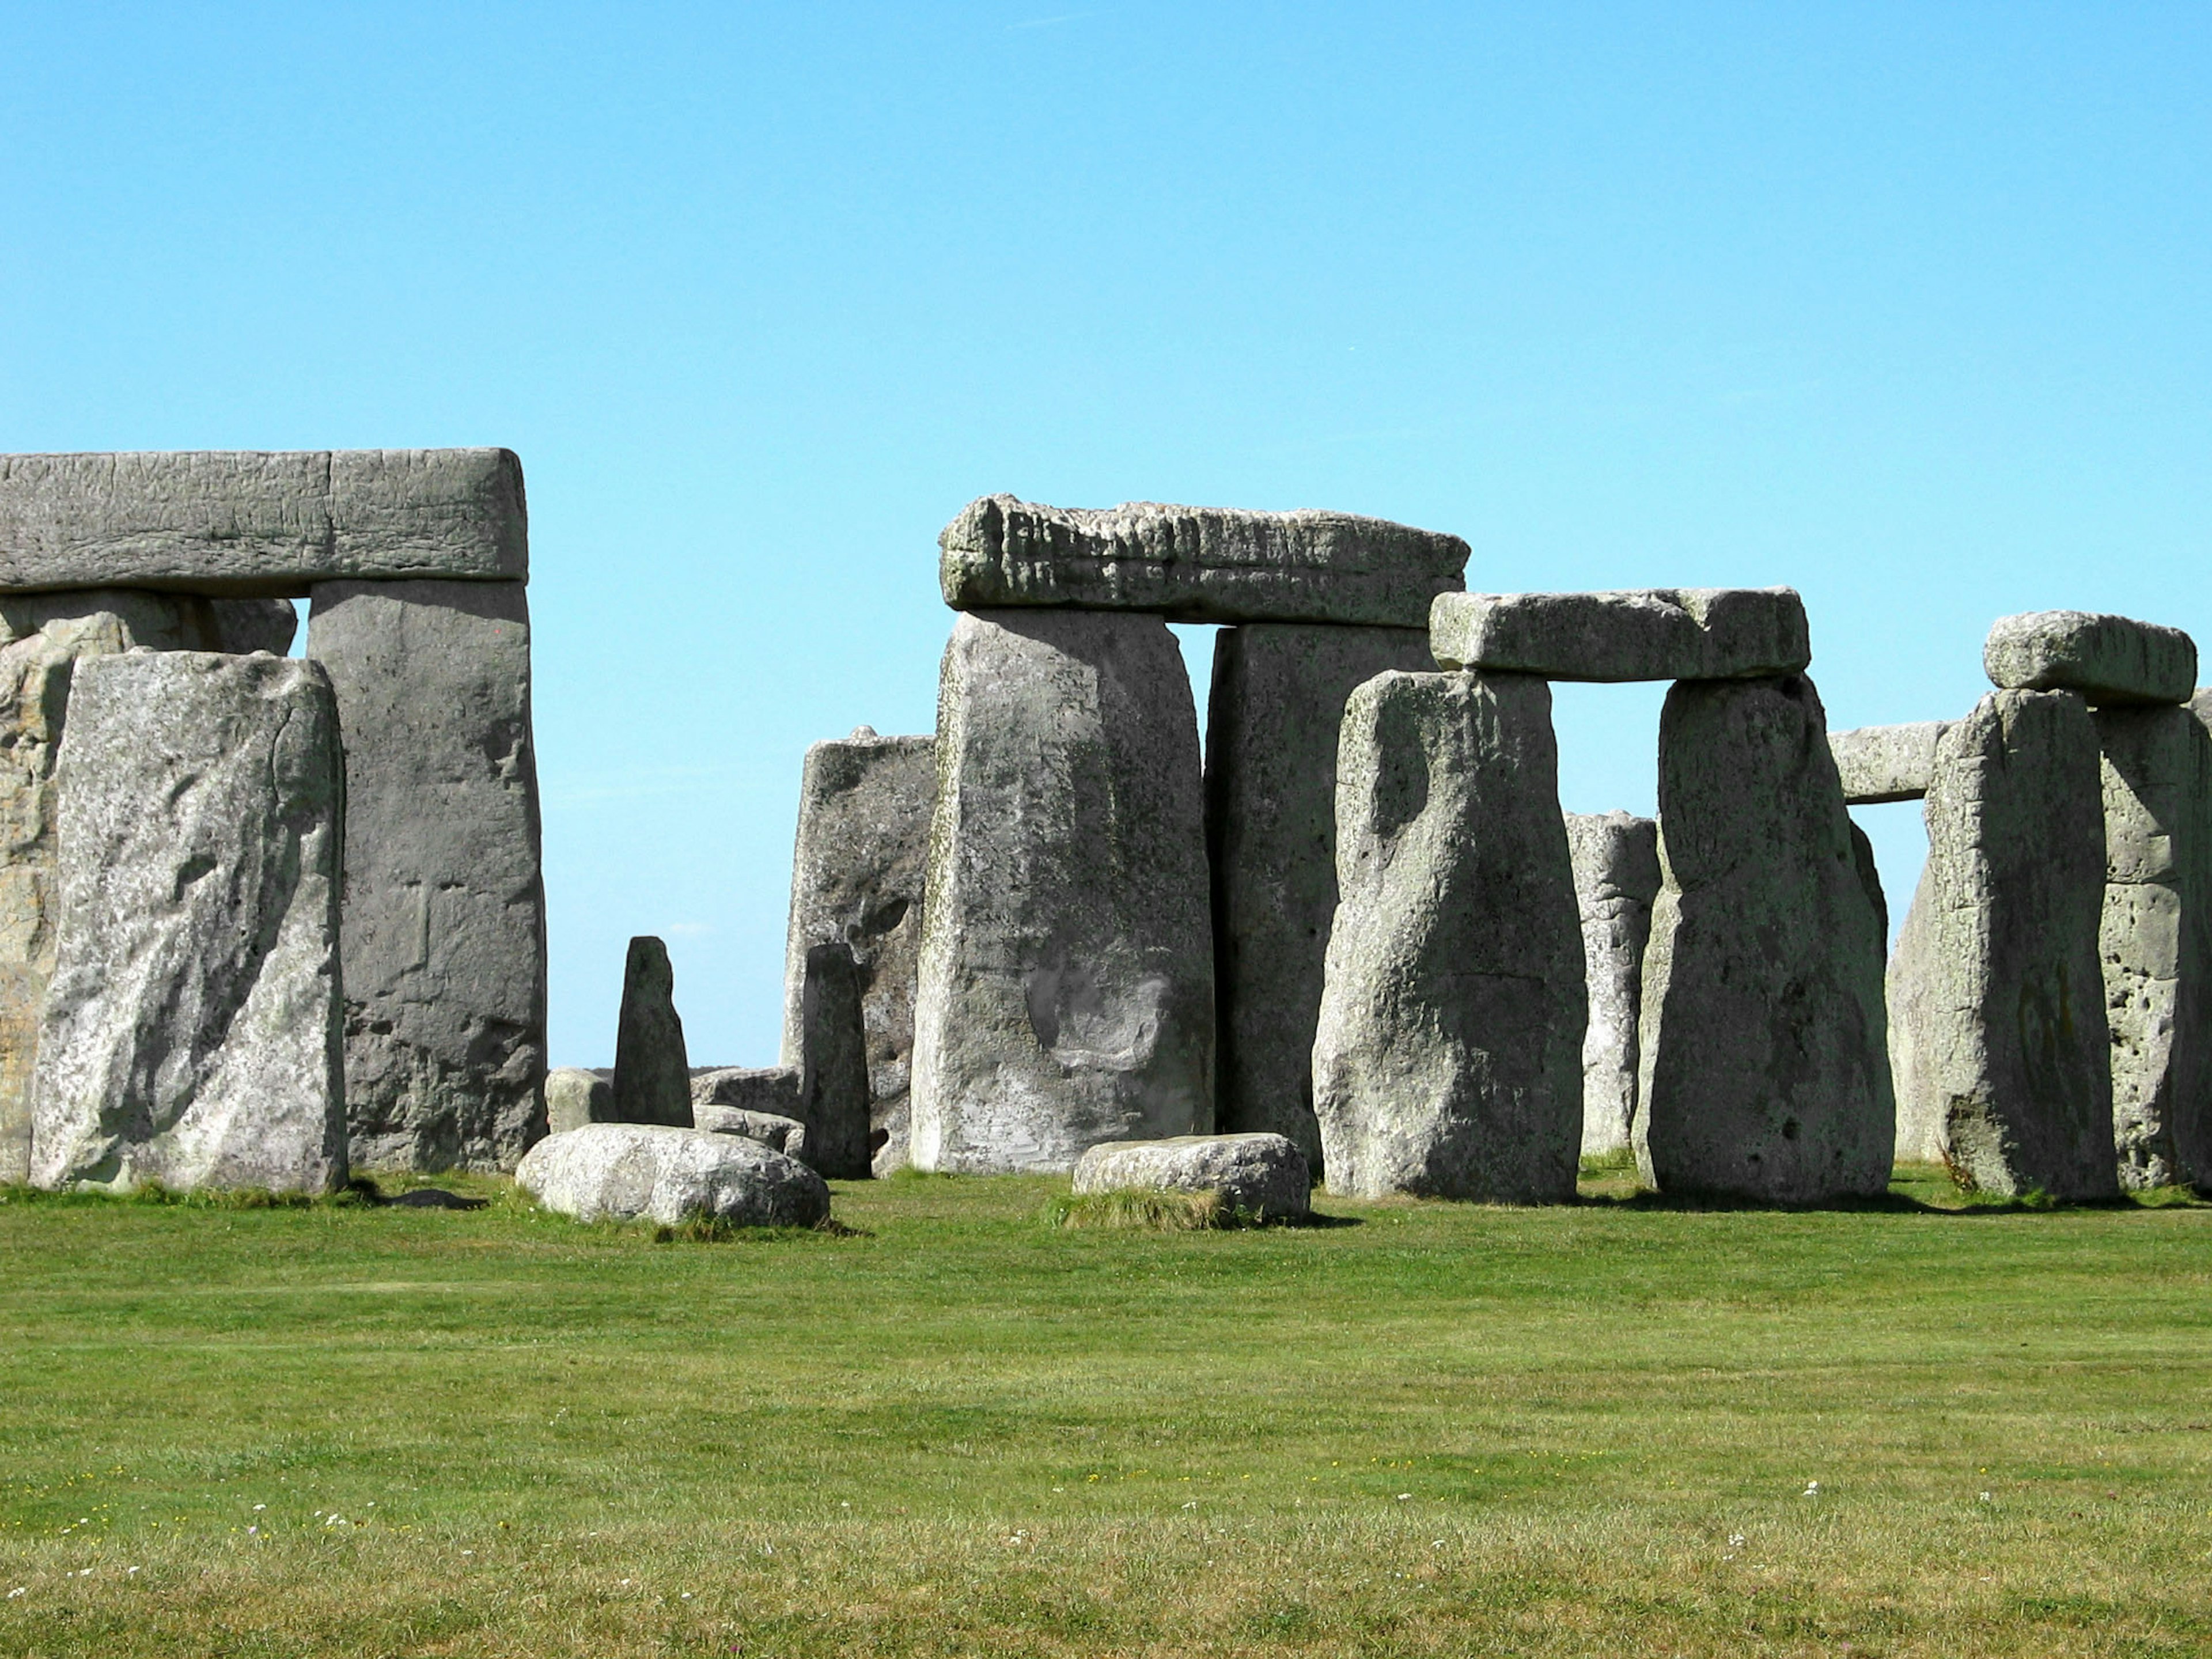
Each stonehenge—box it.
[613,936,693,1128]
[0,448,544,1194]
[1565,812,1661,1160]
[1429,587,1810,681]
[1072,1132,1312,1221]
[1830,722,1949,804]
[516,1122,830,1228]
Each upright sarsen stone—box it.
[2093,704,2212,1188]
[1564,811,1661,1160]
[0,593,302,1183]
[613,937,693,1128]
[1311,671,1585,1202]
[29,653,346,1193]
[910,610,1213,1173]
[1205,622,1433,1164]
[307,579,547,1171]
[794,941,872,1180]
[1638,676,1894,1202]
[1887,691,2116,1199]
[779,729,933,1176]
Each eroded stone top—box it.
[1828,721,1950,804]
[0,449,527,596]
[938,494,1468,626]
[1429,587,1809,682]
[1983,611,2195,706]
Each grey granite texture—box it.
[1071,1132,1311,1219]
[1829,721,1950,804]
[1429,588,1810,683]
[1564,811,1661,1160]
[516,1123,828,1228]
[1983,611,2195,707]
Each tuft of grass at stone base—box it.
[3,1163,2210,1656]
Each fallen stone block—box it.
[1071,1132,1310,1219]
[1429,588,1809,683]
[1312,671,1585,1202]
[1829,721,1949,804]
[1888,690,2118,1199]
[308,579,546,1173]
[545,1068,616,1135]
[939,495,1468,627]
[29,652,346,1192]
[2095,703,2212,1189]
[613,937,692,1127]
[1984,611,2196,707]
[1205,622,1434,1166]
[691,1104,809,1159]
[1565,810,1661,1161]
[779,728,933,1176]
[1638,676,1894,1203]
[911,610,1214,1173]
[515,1123,829,1227]
[0,449,527,594]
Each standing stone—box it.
[779,729,933,1176]
[1564,811,1661,1161]
[795,941,872,1179]
[306,579,546,1172]
[1638,676,1894,1202]
[613,937,692,1127]
[29,652,346,1192]
[0,593,300,1183]
[1886,691,2116,1199]
[910,610,1214,1173]
[2094,704,2212,1188]
[1205,622,1434,1165]
[1311,671,1585,1202]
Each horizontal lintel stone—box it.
[1429,587,1810,682]
[0,449,527,596]
[938,494,1468,627]
[1828,721,1950,804]
[1982,611,2196,706]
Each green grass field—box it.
[3,1165,2209,1657]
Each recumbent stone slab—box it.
[1071,1132,1311,1220]
[1828,721,1950,804]
[1983,611,2196,707]
[2094,703,2212,1189]
[545,1067,616,1135]
[692,1104,810,1160]
[1203,622,1434,1166]
[613,937,692,1127]
[1637,676,1894,1202]
[1887,691,2117,1199]
[939,495,1468,627]
[0,593,297,1183]
[1565,811,1661,1161]
[910,610,1214,1174]
[30,652,346,1192]
[1311,671,1586,1202]
[779,729,933,1176]
[308,579,546,1172]
[0,449,527,595]
[516,1123,829,1228]
[1429,588,1810,683]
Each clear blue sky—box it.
[5,4,2206,1065]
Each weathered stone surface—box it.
[1637,676,1894,1202]
[1205,622,1434,1166]
[544,1068,616,1135]
[1886,691,2117,1198]
[1072,1132,1311,1218]
[911,610,1214,1173]
[1430,588,1810,683]
[207,598,299,655]
[796,941,872,1179]
[2094,704,2212,1188]
[940,495,1468,627]
[29,652,346,1192]
[0,450,527,594]
[613,937,692,1127]
[515,1123,829,1227]
[1564,811,1661,1160]
[1984,611,2195,707]
[693,1065,801,1115]
[692,1104,809,1160]
[1830,721,1949,804]
[779,729,933,1177]
[1312,671,1585,1202]
[307,579,546,1172]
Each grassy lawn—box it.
[2,1165,2210,1657]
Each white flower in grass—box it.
[1802,1482,1820,1497]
